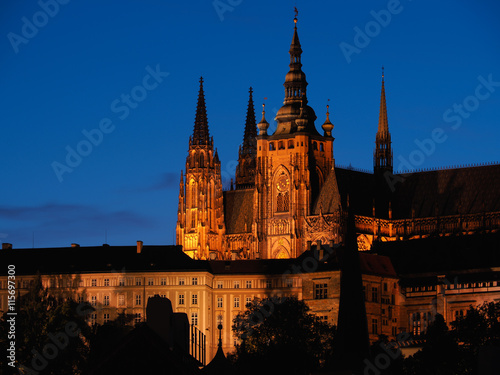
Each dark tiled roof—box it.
[313,168,342,214]
[0,245,208,276]
[392,164,500,218]
[372,232,500,276]
[319,164,500,219]
[358,253,397,277]
[333,167,375,217]
[223,188,253,234]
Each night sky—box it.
[1,0,499,249]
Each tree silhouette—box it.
[0,274,92,375]
[231,296,336,375]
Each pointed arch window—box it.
[276,173,290,212]
[200,153,204,167]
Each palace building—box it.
[1,14,500,366]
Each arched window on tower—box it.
[200,153,204,168]
[269,142,275,151]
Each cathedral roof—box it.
[313,167,341,214]
[391,163,500,218]
[316,163,500,219]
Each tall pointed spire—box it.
[235,88,258,188]
[241,87,257,154]
[377,67,389,136]
[192,77,211,146]
[374,67,393,174]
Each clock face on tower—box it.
[276,175,289,192]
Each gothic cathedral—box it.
[176,16,500,259]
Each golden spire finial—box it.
[294,7,298,24]
[327,98,330,115]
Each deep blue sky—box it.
[1,0,499,248]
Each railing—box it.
[190,324,206,366]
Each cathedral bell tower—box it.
[176,77,226,259]
[254,13,335,259]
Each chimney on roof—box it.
[2,243,12,250]
[137,240,143,254]
[71,243,80,247]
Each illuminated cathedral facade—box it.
[175,16,500,260]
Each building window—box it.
[372,287,378,303]
[192,277,198,285]
[104,278,110,287]
[246,280,252,289]
[161,278,166,286]
[276,191,289,212]
[314,283,328,300]
[91,296,97,306]
[383,283,388,292]
[91,279,97,287]
[372,319,378,334]
[118,294,125,306]
[103,295,110,306]
[78,295,84,304]
[412,313,421,336]
[148,278,154,286]
[217,297,223,308]
[103,313,110,323]
[217,314,223,325]
[119,278,125,286]
[91,313,97,325]
[191,313,198,326]
[454,310,464,321]
[285,278,293,288]
[179,294,185,305]
[234,281,240,289]
[246,297,252,306]
[135,278,142,286]
[217,281,223,289]
[192,294,198,305]
[135,313,141,324]
[135,295,141,306]
[266,280,272,289]
[160,294,166,298]
[179,278,185,286]
[234,297,240,308]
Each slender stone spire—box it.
[378,67,389,136]
[374,67,393,173]
[236,88,258,188]
[241,87,257,154]
[192,77,211,146]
